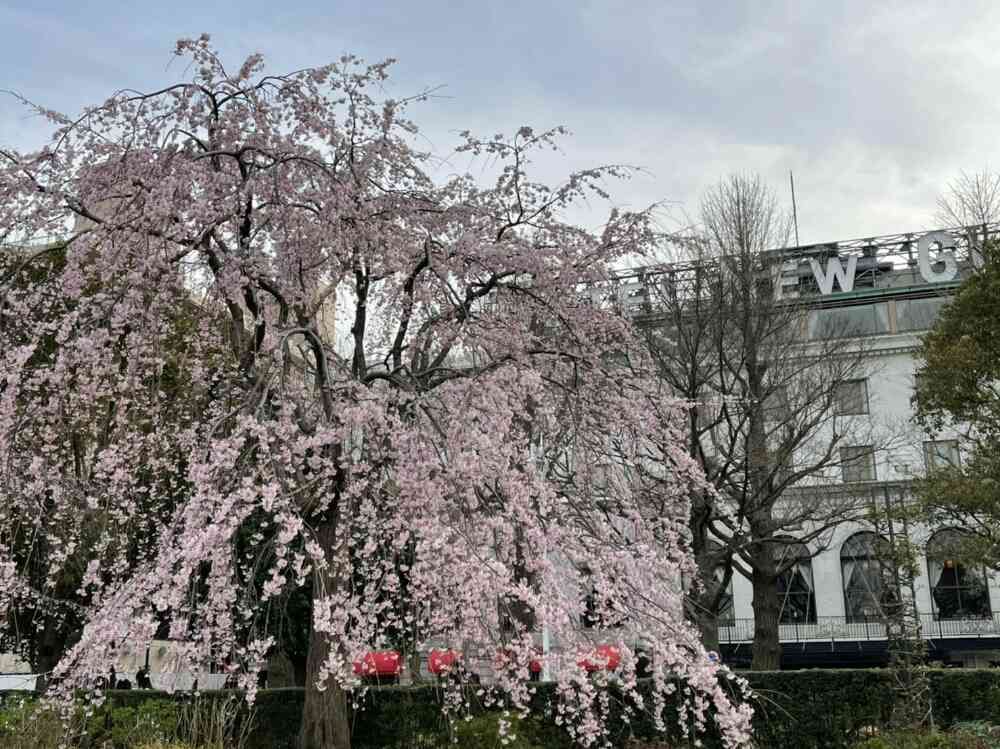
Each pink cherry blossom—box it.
[0,36,752,748]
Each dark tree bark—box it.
[34,620,65,677]
[750,567,781,671]
[291,654,307,688]
[688,600,721,654]
[637,173,891,669]
[686,490,728,654]
[300,651,351,749]
[299,521,351,749]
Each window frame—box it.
[806,302,890,340]
[776,543,817,624]
[896,296,950,333]
[840,531,896,623]
[926,528,992,621]
[835,378,870,416]
[841,444,877,483]
[923,439,960,472]
[716,567,735,627]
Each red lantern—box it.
[578,644,621,672]
[496,648,543,674]
[428,649,460,675]
[352,650,402,677]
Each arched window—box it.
[776,543,817,624]
[841,532,896,623]
[926,529,991,620]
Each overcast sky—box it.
[3,0,1000,245]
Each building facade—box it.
[618,224,1000,668]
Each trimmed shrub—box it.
[928,671,1000,727]
[852,725,1000,749]
[4,668,1000,748]
[743,669,896,747]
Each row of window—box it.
[717,530,991,625]
[758,375,958,483]
[806,296,949,340]
[762,378,872,420]
[839,440,958,483]
[772,376,957,482]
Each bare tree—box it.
[935,169,1000,242]
[636,174,895,669]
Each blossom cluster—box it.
[0,36,752,747]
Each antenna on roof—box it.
[790,171,801,247]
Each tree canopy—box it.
[0,36,751,748]
[913,240,1000,569]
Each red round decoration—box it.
[578,644,621,672]
[428,649,460,675]
[352,650,402,676]
[496,648,543,673]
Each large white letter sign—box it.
[917,231,958,284]
[809,255,858,294]
[772,259,801,301]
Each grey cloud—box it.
[3,0,1000,244]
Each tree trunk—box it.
[299,660,351,749]
[299,520,352,749]
[690,600,721,653]
[408,649,424,684]
[291,655,307,688]
[686,487,727,654]
[750,569,781,670]
[33,617,67,678]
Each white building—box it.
[618,225,1000,668]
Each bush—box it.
[451,713,558,749]
[852,724,1000,749]
[742,669,896,748]
[101,698,181,747]
[4,668,1000,748]
[0,692,253,749]
[0,696,69,749]
[929,672,1000,726]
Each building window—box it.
[924,440,960,472]
[776,543,817,624]
[841,532,896,623]
[807,303,890,340]
[835,379,869,415]
[841,445,876,483]
[926,529,991,620]
[763,385,791,422]
[896,296,949,333]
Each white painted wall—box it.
[727,313,997,628]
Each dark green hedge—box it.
[6,669,1000,748]
[927,669,1000,726]
[738,669,1000,748]
[743,669,896,748]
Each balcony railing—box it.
[719,614,1000,644]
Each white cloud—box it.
[4,0,1000,244]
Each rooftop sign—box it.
[608,224,997,317]
[772,230,963,301]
